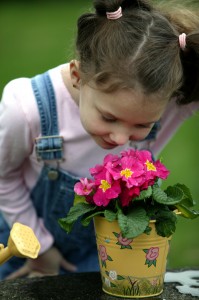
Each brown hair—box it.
[76,0,199,104]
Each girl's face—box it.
[69,61,169,150]
[78,84,168,149]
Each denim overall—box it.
[0,72,98,279]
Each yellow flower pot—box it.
[94,216,171,298]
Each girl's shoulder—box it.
[164,97,199,121]
[1,64,69,137]
[2,76,41,136]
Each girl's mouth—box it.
[102,138,118,147]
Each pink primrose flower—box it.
[103,153,120,167]
[73,149,169,208]
[136,150,158,181]
[140,177,155,190]
[120,184,141,206]
[154,160,170,179]
[93,167,112,186]
[89,164,104,178]
[120,148,137,158]
[119,156,144,188]
[136,149,153,163]
[74,178,95,196]
[137,150,170,182]
[93,179,121,206]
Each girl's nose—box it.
[109,132,130,146]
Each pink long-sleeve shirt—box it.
[0,64,198,253]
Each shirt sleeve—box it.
[151,98,199,157]
[0,79,54,254]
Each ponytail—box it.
[94,0,152,15]
[178,31,199,104]
[155,1,199,103]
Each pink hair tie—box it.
[179,33,186,50]
[106,6,122,20]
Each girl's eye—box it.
[102,115,117,122]
[136,123,154,129]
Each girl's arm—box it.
[0,79,53,254]
[151,98,199,157]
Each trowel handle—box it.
[0,245,13,265]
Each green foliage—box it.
[59,182,199,239]
[117,207,150,239]
[58,202,96,233]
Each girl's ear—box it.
[69,60,81,89]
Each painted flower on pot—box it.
[105,270,125,283]
[99,244,113,268]
[113,231,133,249]
[143,247,159,267]
[59,149,199,239]
[109,270,117,281]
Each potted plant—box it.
[59,149,199,298]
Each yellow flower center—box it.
[100,180,111,192]
[120,168,133,179]
[145,160,156,171]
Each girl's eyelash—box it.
[102,115,116,122]
[136,124,153,129]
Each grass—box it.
[0,1,198,269]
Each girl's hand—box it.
[5,246,77,279]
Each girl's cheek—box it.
[130,129,152,141]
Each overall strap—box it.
[31,72,63,161]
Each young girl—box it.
[0,0,199,280]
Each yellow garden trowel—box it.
[0,222,40,265]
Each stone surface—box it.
[0,272,197,300]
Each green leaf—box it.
[74,194,87,205]
[113,232,120,238]
[117,275,125,280]
[144,226,152,235]
[81,209,117,227]
[125,245,132,249]
[172,183,195,207]
[58,202,96,233]
[134,186,152,201]
[175,204,199,219]
[110,283,117,287]
[118,207,150,239]
[155,209,177,237]
[81,210,102,227]
[107,255,113,261]
[104,210,117,222]
[58,218,74,234]
[153,185,183,205]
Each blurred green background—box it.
[0,1,198,269]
